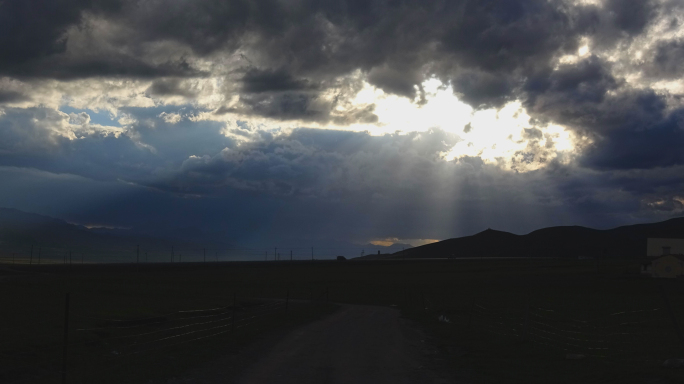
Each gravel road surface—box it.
[164,305,457,384]
[236,304,452,384]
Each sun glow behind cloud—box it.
[370,238,440,247]
[341,78,576,170]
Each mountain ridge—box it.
[391,217,684,259]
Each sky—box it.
[1,0,684,251]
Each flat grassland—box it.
[1,258,683,384]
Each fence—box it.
[400,286,684,373]
[7,289,330,384]
[0,244,393,264]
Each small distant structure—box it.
[644,238,684,278]
[649,255,684,278]
[647,238,684,257]
[336,256,347,261]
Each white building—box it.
[647,238,684,257]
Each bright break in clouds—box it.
[1,0,684,249]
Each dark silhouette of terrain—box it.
[0,207,196,255]
[2,207,682,261]
[0,208,406,259]
[390,218,684,260]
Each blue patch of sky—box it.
[59,106,120,127]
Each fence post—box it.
[232,292,237,333]
[467,299,475,329]
[285,289,289,313]
[522,301,531,343]
[62,293,70,384]
[660,284,684,347]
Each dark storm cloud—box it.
[146,78,199,97]
[521,54,684,170]
[168,128,461,197]
[0,1,594,106]
[3,0,684,247]
[605,0,655,35]
[241,69,313,93]
[525,56,618,108]
[580,108,684,170]
[438,0,578,72]
[0,90,29,104]
[0,0,91,69]
[649,39,684,78]
[0,0,201,79]
[452,71,515,108]
[0,0,671,120]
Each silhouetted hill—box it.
[352,253,395,260]
[0,208,199,262]
[392,218,684,260]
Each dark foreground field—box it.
[1,258,684,383]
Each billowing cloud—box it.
[1,0,684,250]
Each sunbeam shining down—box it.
[2,0,684,250]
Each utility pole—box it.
[660,284,684,347]
[61,293,70,384]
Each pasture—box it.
[1,258,683,383]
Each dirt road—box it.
[235,305,452,384]
[165,305,457,384]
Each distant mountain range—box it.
[0,208,407,262]
[0,208,202,262]
[2,207,682,261]
[390,218,684,260]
